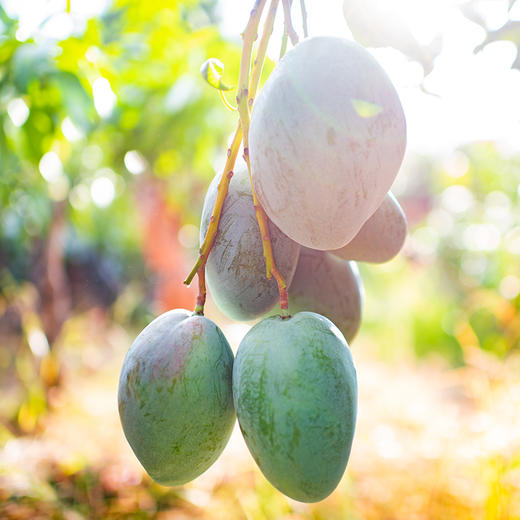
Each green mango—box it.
[233,312,357,502]
[118,309,235,486]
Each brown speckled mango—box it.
[233,312,358,502]
[200,165,300,321]
[118,309,235,486]
[250,36,406,250]
[283,247,363,343]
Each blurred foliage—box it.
[1,320,519,519]
[0,0,520,518]
[361,143,520,365]
[0,0,246,435]
[0,0,518,428]
[344,0,520,77]
[341,0,520,365]
[0,0,518,417]
[0,0,240,287]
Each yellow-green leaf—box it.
[200,58,233,91]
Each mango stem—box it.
[185,0,269,315]
[300,0,308,38]
[184,124,242,289]
[282,0,299,46]
[238,0,289,317]
[193,263,206,315]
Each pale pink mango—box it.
[250,36,406,250]
[285,248,363,343]
[329,192,407,263]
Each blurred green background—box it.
[1,0,520,518]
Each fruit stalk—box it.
[279,31,288,59]
[194,262,206,315]
[282,0,299,46]
[184,123,242,288]
[249,0,279,103]
[237,0,290,316]
[300,0,308,37]
[185,0,273,313]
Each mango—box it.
[200,165,300,321]
[330,192,407,263]
[285,247,363,343]
[233,312,357,502]
[250,36,406,250]
[118,309,235,486]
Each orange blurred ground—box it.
[1,313,519,520]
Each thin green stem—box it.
[219,90,237,111]
[184,124,242,287]
[185,0,270,315]
[238,0,289,316]
[282,0,299,46]
[279,31,288,59]
[249,0,279,104]
[300,0,308,37]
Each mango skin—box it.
[118,309,235,486]
[330,192,407,263]
[233,312,357,502]
[285,248,364,343]
[250,36,406,250]
[200,165,300,321]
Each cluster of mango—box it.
[118,36,406,502]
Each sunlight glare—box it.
[39,152,63,182]
[27,328,50,358]
[124,150,147,175]
[463,223,501,252]
[178,224,200,249]
[69,184,91,210]
[220,0,520,154]
[40,12,73,40]
[62,117,83,142]
[441,186,474,214]
[499,275,520,299]
[444,151,470,178]
[90,176,115,208]
[504,227,520,255]
[93,77,116,118]
[7,98,29,127]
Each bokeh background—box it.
[1,0,520,518]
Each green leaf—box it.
[200,58,232,91]
[51,70,96,131]
[12,44,55,92]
